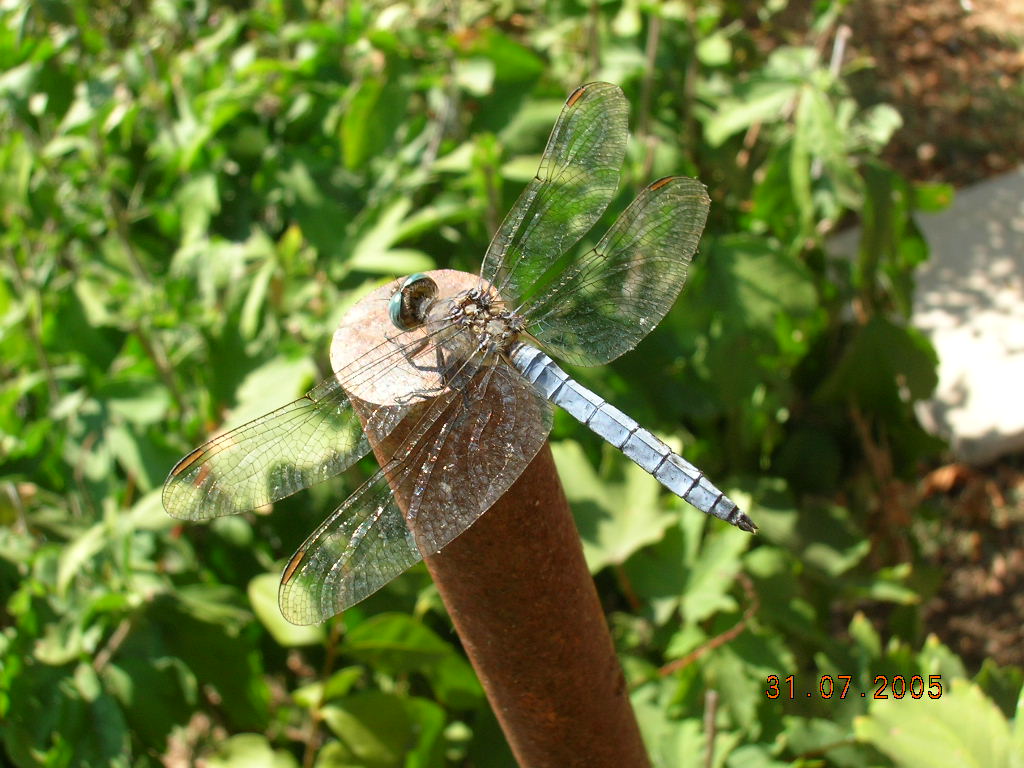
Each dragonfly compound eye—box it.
[389,273,438,331]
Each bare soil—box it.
[845,0,1024,186]
[917,461,1024,668]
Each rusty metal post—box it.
[331,270,650,768]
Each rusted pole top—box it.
[331,269,650,768]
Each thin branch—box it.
[812,24,851,178]
[849,403,912,563]
[94,618,132,672]
[639,12,662,181]
[587,0,601,80]
[657,572,759,677]
[703,689,719,768]
[614,562,643,614]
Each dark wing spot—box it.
[565,84,587,107]
[170,446,205,476]
[648,176,677,192]
[282,549,307,584]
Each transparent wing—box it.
[278,351,552,624]
[521,176,710,367]
[162,336,422,521]
[278,465,420,624]
[480,82,628,308]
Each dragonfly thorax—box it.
[442,287,526,354]
[390,275,526,354]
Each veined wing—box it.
[480,82,628,308]
[279,349,552,624]
[162,335,424,521]
[278,463,418,624]
[521,176,710,367]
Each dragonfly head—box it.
[389,273,439,331]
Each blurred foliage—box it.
[0,0,1019,766]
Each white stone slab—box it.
[831,166,1024,464]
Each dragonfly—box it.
[164,82,756,626]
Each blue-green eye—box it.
[389,273,438,331]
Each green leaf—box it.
[703,80,799,147]
[689,234,818,404]
[391,200,473,242]
[696,32,732,67]
[103,656,196,750]
[760,496,868,578]
[1012,684,1024,768]
[313,741,356,768]
[239,254,277,340]
[630,682,707,768]
[457,28,543,84]
[248,573,326,647]
[849,612,883,660]
[341,76,408,170]
[856,159,925,314]
[917,634,968,682]
[205,733,300,768]
[773,426,842,494]
[346,196,437,275]
[3,662,130,768]
[34,613,97,666]
[782,716,862,764]
[403,697,447,768]
[455,57,495,95]
[159,595,269,731]
[428,653,485,710]
[790,87,817,236]
[226,354,319,429]
[551,440,674,573]
[854,681,1012,768]
[817,315,939,417]
[56,521,107,596]
[623,507,749,627]
[99,379,172,426]
[621,523,692,624]
[680,527,750,623]
[106,422,165,491]
[320,692,419,767]
[0,61,37,100]
[500,154,544,183]
[914,181,955,213]
[853,103,903,151]
[176,173,220,248]
[347,247,434,275]
[700,235,818,333]
[342,613,453,674]
[293,667,364,707]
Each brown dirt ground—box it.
[845,0,1024,668]
[916,461,1024,668]
[845,0,1024,186]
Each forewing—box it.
[480,82,628,307]
[278,351,553,624]
[522,176,710,366]
[163,340,417,521]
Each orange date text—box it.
[765,674,943,700]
